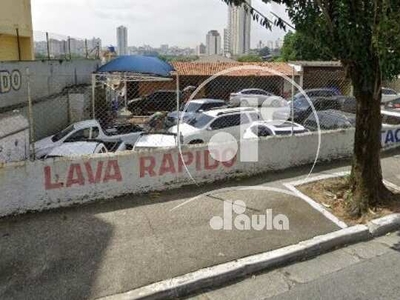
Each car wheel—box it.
[189,140,204,145]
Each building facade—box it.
[228,0,251,56]
[116,26,128,56]
[206,30,222,56]
[223,28,230,55]
[0,0,34,61]
[196,43,207,56]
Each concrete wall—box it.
[1,127,398,218]
[0,60,99,140]
[0,129,356,217]
[0,60,100,110]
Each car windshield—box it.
[188,113,213,129]
[183,102,203,113]
[51,125,75,142]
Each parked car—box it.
[273,97,341,124]
[230,88,286,107]
[381,109,400,125]
[168,107,260,144]
[335,96,357,114]
[242,121,308,139]
[133,133,180,151]
[303,110,356,131]
[382,87,400,104]
[164,99,226,128]
[34,120,143,158]
[383,97,400,109]
[290,88,341,102]
[127,90,182,115]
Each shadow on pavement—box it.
[0,213,113,300]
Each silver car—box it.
[230,88,286,107]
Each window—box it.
[250,113,260,121]
[200,102,225,111]
[65,128,91,142]
[51,125,75,142]
[91,127,100,139]
[251,125,271,137]
[99,147,108,154]
[383,88,397,95]
[240,113,250,124]
[210,114,241,130]
[188,113,213,129]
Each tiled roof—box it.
[172,62,298,77]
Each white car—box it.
[243,121,308,139]
[168,107,260,144]
[34,120,143,158]
[382,87,400,104]
[230,88,287,107]
[45,141,128,159]
[45,142,108,159]
[381,109,400,126]
[133,133,179,151]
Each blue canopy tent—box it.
[97,55,175,78]
[92,55,180,125]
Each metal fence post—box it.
[16,28,21,61]
[46,32,50,60]
[92,74,96,119]
[26,68,36,160]
[291,66,295,136]
[85,39,88,59]
[176,73,180,148]
[68,36,71,60]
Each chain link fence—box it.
[33,31,101,61]
[3,62,395,164]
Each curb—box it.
[97,225,371,300]
[367,213,400,237]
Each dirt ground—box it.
[298,177,400,226]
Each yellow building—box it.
[0,0,34,61]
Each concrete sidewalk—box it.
[188,231,400,300]
[1,150,400,300]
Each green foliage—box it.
[280,31,333,62]
[237,54,264,62]
[159,55,199,62]
[258,46,271,57]
[222,0,400,81]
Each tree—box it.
[259,46,271,57]
[223,0,400,216]
[237,54,264,62]
[280,31,333,61]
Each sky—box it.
[31,0,290,49]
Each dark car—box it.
[273,97,341,123]
[127,90,182,115]
[164,99,226,128]
[303,109,356,131]
[290,88,341,102]
[335,96,357,113]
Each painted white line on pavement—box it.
[283,182,348,229]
